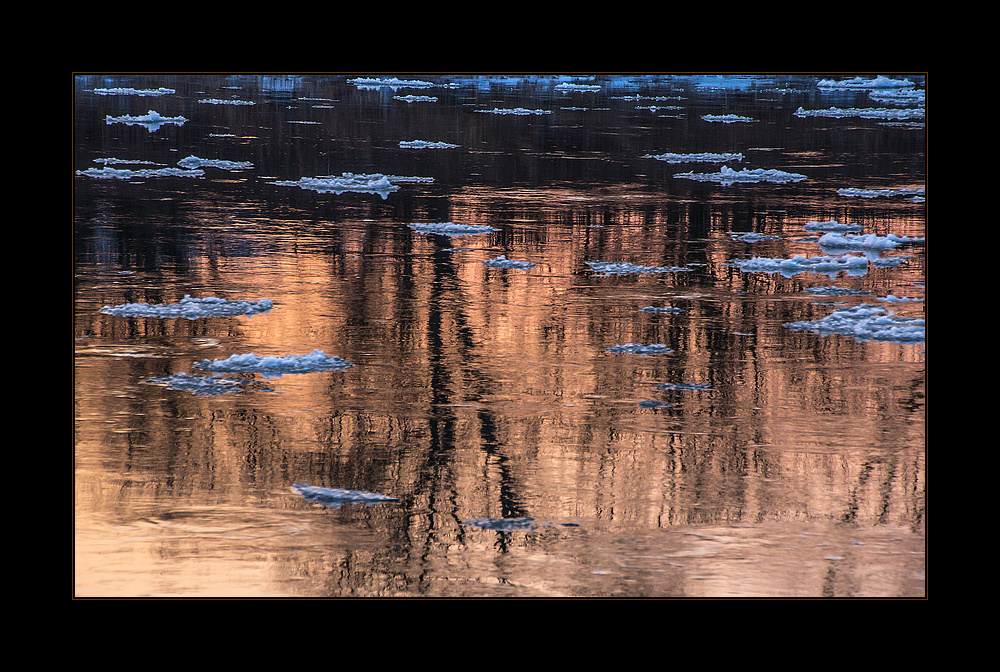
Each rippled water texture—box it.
[74,74,926,598]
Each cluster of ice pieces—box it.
[101,295,273,319]
[817,76,916,89]
[399,140,460,149]
[292,484,399,509]
[144,372,258,396]
[94,87,175,96]
[475,107,552,115]
[587,261,690,275]
[675,166,807,185]
[701,114,755,123]
[606,343,673,355]
[177,155,253,170]
[408,222,497,236]
[348,77,444,90]
[784,304,925,344]
[794,106,924,121]
[729,254,872,278]
[275,173,432,199]
[193,349,354,378]
[643,151,744,164]
[483,255,535,269]
[105,110,187,131]
[803,220,863,232]
[818,232,925,250]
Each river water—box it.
[73,74,926,598]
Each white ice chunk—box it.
[837,187,926,199]
[100,295,273,319]
[93,87,175,96]
[701,114,755,123]
[177,155,253,170]
[728,231,781,242]
[729,254,871,278]
[292,484,398,509]
[643,151,744,163]
[198,98,255,105]
[475,107,553,115]
[784,303,925,343]
[794,106,924,120]
[555,83,602,91]
[817,75,916,89]
[606,343,673,355]
[394,95,437,102]
[77,166,204,179]
[818,232,925,250]
[398,140,460,149]
[675,165,807,185]
[803,220,864,232]
[275,173,431,199]
[878,294,923,302]
[408,222,498,236]
[348,77,438,90]
[587,261,690,275]
[193,349,353,378]
[483,255,536,269]
[104,110,187,131]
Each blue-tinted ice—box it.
[292,484,399,509]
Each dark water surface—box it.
[74,74,926,597]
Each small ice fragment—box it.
[93,87,175,96]
[483,255,535,269]
[192,349,354,378]
[475,107,552,115]
[587,261,690,275]
[393,95,437,103]
[463,517,539,531]
[643,151,744,164]
[817,232,925,250]
[654,382,712,391]
[177,155,253,170]
[104,110,187,131]
[409,222,498,236]
[399,140,460,149]
[100,295,273,319]
[638,400,676,408]
[606,343,673,355]
[837,187,926,199]
[803,220,863,232]
[728,231,781,242]
[675,166,806,184]
[794,106,924,120]
[292,483,399,509]
[198,98,255,105]
[640,306,683,314]
[143,372,257,396]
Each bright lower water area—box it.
[74,74,926,598]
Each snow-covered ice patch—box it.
[794,106,924,121]
[143,372,258,396]
[483,255,536,269]
[606,343,673,355]
[408,222,498,236]
[728,231,781,242]
[94,87,175,96]
[675,165,807,185]
[105,110,187,131]
[399,140,460,149]
[193,349,353,378]
[77,166,204,180]
[784,303,925,343]
[177,155,253,170]
[803,220,863,232]
[475,107,552,115]
[702,114,755,123]
[729,254,871,278]
[292,484,398,509]
[275,173,432,199]
[587,261,690,275]
[100,295,273,320]
[817,75,916,89]
[817,232,925,250]
[643,151,744,164]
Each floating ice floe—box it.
[292,484,399,509]
[643,151,744,164]
[100,295,273,320]
[177,155,253,170]
[794,106,924,121]
[784,303,925,344]
[640,306,683,314]
[817,75,916,89]
[193,349,354,378]
[803,220,864,232]
[817,232,925,250]
[348,77,439,90]
[606,343,673,355]
[475,107,553,115]
[702,114,755,123]
[93,157,159,166]
[802,286,872,296]
[394,95,437,103]
[587,261,690,275]
[878,294,923,303]
[275,173,432,199]
[408,222,498,236]
[869,88,925,105]
[143,372,259,396]
[483,255,536,269]
[463,517,539,531]
[636,106,684,113]
[105,110,187,131]
[654,382,712,391]
[94,87,175,96]
[399,140,460,149]
[198,98,255,105]
[728,231,781,242]
[675,165,807,185]
[837,187,926,199]
[77,166,204,180]
[555,82,601,91]
[729,254,872,279]
[638,400,676,408]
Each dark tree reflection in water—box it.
[75,74,925,598]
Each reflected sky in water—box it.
[74,74,925,598]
